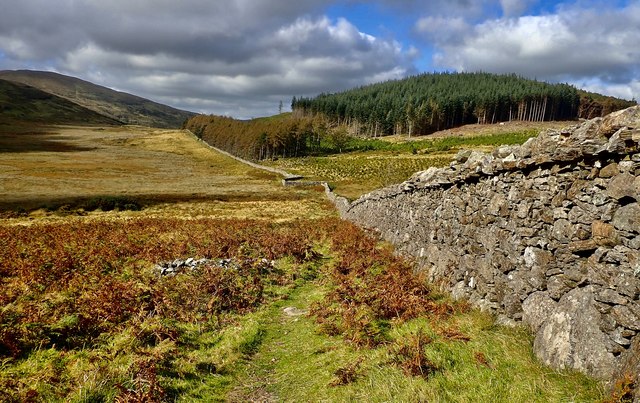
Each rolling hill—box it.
[0,70,195,128]
[292,72,637,136]
[0,79,122,126]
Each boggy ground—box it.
[264,121,575,200]
[0,124,609,402]
[0,125,331,221]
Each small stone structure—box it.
[336,106,640,388]
[154,257,276,276]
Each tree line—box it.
[577,90,637,120]
[292,72,634,137]
[184,72,637,160]
[184,114,353,160]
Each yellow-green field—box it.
[265,122,573,200]
[0,125,332,221]
[268,153,451,199]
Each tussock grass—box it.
[265,127,546,199]
[0,125,324,213]
[0,124,335,223]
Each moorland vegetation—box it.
[0,215,606,402]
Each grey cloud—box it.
[361,0,489,16]
[0,0,415,118]
[0,0,331,61]
[414,16,471,45]
[499,0,536,16]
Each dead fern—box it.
[438,326,471,342]
[390,330,438,378]
[604,373,636,403]
[310,221,462,348]
[473,351,493,369]
[329,357,364,387]
[115,360,165,403]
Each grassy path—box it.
[219,280,605,403]
[227,283,364,402]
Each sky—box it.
[0,0,638,119]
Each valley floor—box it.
[0,125,331,220]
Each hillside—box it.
[0,79,121,126]
[0,70,195,128]
[292,72,636,136]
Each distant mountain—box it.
[0,79,122,126]
[0,70,195,128]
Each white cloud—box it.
[424,2,640,100]
[577,78,640,103]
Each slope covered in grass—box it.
[0,70,195,128]
[0,79,121,126]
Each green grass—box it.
[0,224,606,402]
[386,315,602,403]
[312,129,540,156]
[26,257,600,403]
[225,285,604,402]
[265,129,541,199]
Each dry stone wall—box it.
[339,106,640,385]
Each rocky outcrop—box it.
[338,106,640,388]
[154,257,275,276]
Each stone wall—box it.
[186,130,299,179]
[339,106,640,386]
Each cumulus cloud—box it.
[423,2,640,101]
[0,0,415,118]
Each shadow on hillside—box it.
[0,192,306,214]
[0,132,95,153]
